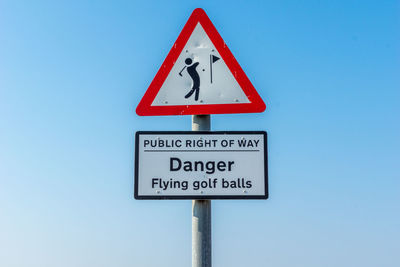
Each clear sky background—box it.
[0,1,399,266]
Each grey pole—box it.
[192,115,212,267]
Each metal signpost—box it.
[135,8,267,267]
[192,115,211,267]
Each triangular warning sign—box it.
[136,8,266,116]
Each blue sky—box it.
[0,1,399,266]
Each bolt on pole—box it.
[192,115,212,267]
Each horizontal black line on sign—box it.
[143,150,260,152]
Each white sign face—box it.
[134,131,268,199]
[151,23,250,106]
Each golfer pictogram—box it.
[179,58,200,101]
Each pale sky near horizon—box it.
[0,1,399,266]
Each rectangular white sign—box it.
[134,131,268,199]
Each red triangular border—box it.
[136,8,266,116]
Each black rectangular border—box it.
[134,131,268,200]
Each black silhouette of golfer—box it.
[179,58,200,101]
